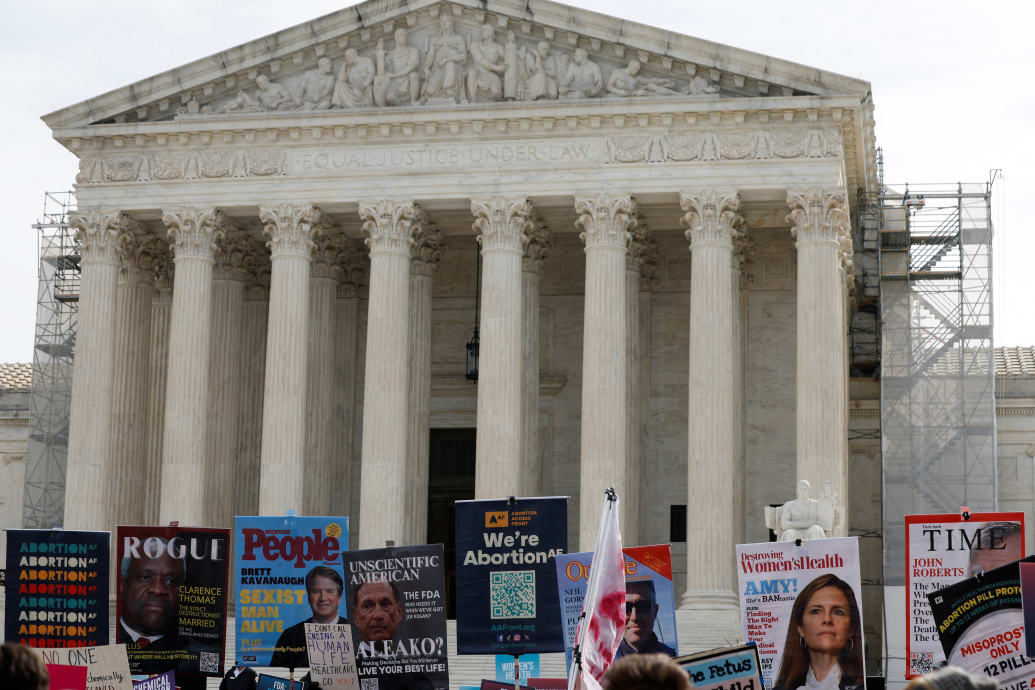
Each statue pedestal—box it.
[677,589,742,652]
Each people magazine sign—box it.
[554,544,678,670]
[904,511,1025,678]
[736,537,865,690]
[115,525,230,678]
[455,496,567,655]
[234,515,349,668]
[927,556,1034,686]
[4,528,109,648]
[675,643,763,690]
[342,543,449,690]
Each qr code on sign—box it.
[361,679,379,690]
[491,570,536,619]
[909,652,934,676]
[199,651,219,674]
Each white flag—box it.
[570,489,625,690]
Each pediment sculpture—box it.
[764,479,843,541]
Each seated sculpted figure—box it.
[560,48,602,98]
[765,480,838,542]
[467,23,507,102]
[332,49,375,108]
[607,60,681,97]
[520,41,560,100]
[219,75,295,113]
[422,14,466,103]
[373,29,421,106]
[296,57,336,110]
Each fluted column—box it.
[521,224,552,497]
[258,205,323,514]
[471,198,533,499]
[406,223,444,543]
[159,208,227,524]
[679,190,742,640]
[110,233,157,527]
[204,233,248,527]
[358,200,419,547]
[732,234,752,549]
[65,211,135,530]
[624,225,653,547]
[332,242,365,518]
[787,189,851,527]
[236,238,270,518]
[576,194,635,549]
[143,252,173,524]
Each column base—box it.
[677,589,742,653]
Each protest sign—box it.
[904,511,1025,678]
[1021,562,1035,658]
[342,543,449,690]
[495,653,540,683]
[736,537,865,690]
[115,525,229,678]
[927,556,1035,685]
[555,544,678,670]
[132,671,176,690]
[46,663,88,690]
[675,643,763,690]
[234,515,349,667]
[256,673,304,690]
[305,622,359,690]
[455,497,567,655]
[4,528,109,648]
[34,644,132,690]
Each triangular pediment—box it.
[43,0,870,130]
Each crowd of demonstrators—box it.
[603,653,690,690]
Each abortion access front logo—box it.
[485,511,509,528]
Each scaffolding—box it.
[879,179,997,582]
[23,191,78,529]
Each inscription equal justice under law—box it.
[293,139,600,172]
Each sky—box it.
[1,0,1032,364]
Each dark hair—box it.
[305,566,343,595]
[774,574,863,690]
[603,653,690,690]
[626,579,657,605]
[0,643,49,690]
[352,579,403,609]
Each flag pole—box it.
[566,487,619,690]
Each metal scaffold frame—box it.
[23,191,78,529]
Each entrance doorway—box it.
[426,428,476,619]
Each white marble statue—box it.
[559,48,603,99]
[296,57,336,110]
[520,41,560,100]
[765,480,841,541]
[218,75,295,113]
[422,14,466,103]
[332,49,375,108]
[687,75,720,95]
[373,29,421,107]
[467,23,507,102]
[607,59,681,97]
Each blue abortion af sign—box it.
[455,497,567,655]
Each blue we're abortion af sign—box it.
[455,497,567,655]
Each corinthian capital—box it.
[116,232,163,285]
[523,222,552,274]
[70,210,139,263]
[575,195,636,249]
[163,207,232,260]
[359,200,419,255]
[471,197,534,252]
[259,204,324,258]
[627,222,657,275]
[213,233,253,281]
[336,238,368,293]
[786,188,850,246]
[680,190,742,247]
[411,216,445,277]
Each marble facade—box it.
[45,0,879,649]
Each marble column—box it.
[65,210,135,530]
[143,251,173,524]
[236,237,270,518]
[406,223,444,543]
[471,198,534,499]
[204,234,248,527]
[159,208,227,524]
[679,190,742,642]
[109,233,156,527]
[521,223,552,497]
[576,194,635,549]
[332,241,365,519]
[732,234,753,548]
[624,224,653,547]
[787,189,851,526]
[304,232,343,516]
[258,204,323,514]
[358,200,419,547]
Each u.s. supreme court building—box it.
[43,0,914,673]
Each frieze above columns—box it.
[69,210,139,264]
[680,191,743,248]
[575,194,636,249]
[471,197,534,252]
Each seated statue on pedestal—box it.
[765,479,841,541]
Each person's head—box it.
[796,480,811,500]
[536,41,549,58]
[439,15,453,32]
[344,49,358,66]
[574,49,587,65]
[480,23,494,41]
[905,666,997,690]
[395,28,408,46]
[0,643,48,690]
[352,580,403,641]
[318,57,332,73]
[120,543,186,636]
[968,522,1024,576]
[775,574,863,690]
[256,75,270,90]
[305,567,344,624]
[624,580,659,649]
[627,60,641,75]
[603,653,690,690]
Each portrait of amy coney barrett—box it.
[773,574,864,690]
